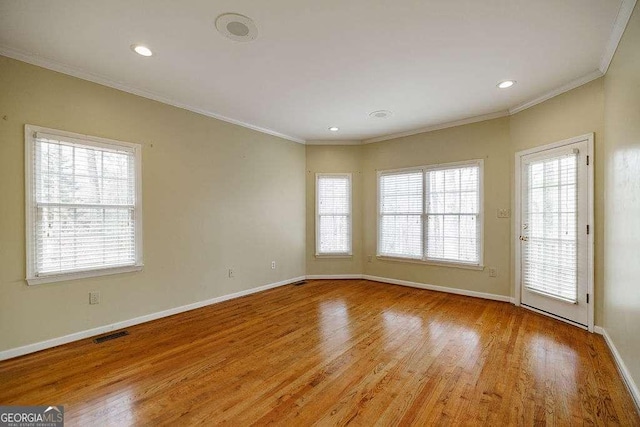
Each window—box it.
[25,125,143,285]
[377,160,483,267]
[316,173,352,256]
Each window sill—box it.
[376,256,484,271]
[27,264,143,286]
[315,254,353,259]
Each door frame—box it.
[514,133,595,332]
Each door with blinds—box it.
[517,135,593,329]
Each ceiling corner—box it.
[599,0,638,74]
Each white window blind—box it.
[316,174,352,255]
[379,171,423,259]
[377,161,482,266]
[523,153,578,302]
[26,126,142,284]
[426,165,480,263]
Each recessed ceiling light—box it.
[369,110,393,119]
[131,44,153,57]
[497,80,516,89]
[329,126,339,132]
[215,13,258,42]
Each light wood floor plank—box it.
[0,279,637,426]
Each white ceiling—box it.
[0,0,626,143]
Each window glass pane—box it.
[318,176,350,215]
[380,215,422,258]
[32,135,138,277]
[426,164,480,263]
[317,175,351,254]
[380,172,422,214]
[378,171,423,258]
[523,154,578,301]
[319,215,349,253]
[379,163,481,264]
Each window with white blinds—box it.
[378,160,483,266]
[316,174,352,255]
[523,153,578,302]
[379,171,423,259]
[25,125,143,285]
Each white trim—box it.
[306,274,513,302]
[514,133,595,332]
[306,140,363,146]
[305,274,363,280]
[1,0,630,147]
[509,70,603,115]
[0,49,611,148]
[362,275,513,303]
[376,256,484,271]
[363,111,509,144]
[25,124,144,285]
[598,327,640,412]
[315,173,353,256]
[520,304,588,330]
[0,45,305,145]
[376,159,484,268]
[27,265,143,286]
[600,0,638,74]
[314,255,353,259]
[0,275,306,361]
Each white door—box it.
[517,135,593,329]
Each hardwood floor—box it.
[0,279,638,426]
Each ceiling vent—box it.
[215,13,258,42]
[369,110,393,119]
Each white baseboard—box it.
[362,274,513,303]
[0,274,513,361]
[305,274,364,280]
[0,275,306,362]
[596,327,640,412]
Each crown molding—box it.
[306,139,363,146]
[362,110,509,144]
[2,0,634,148]
[508,69,603,115]
[0,45,306,144]
[600,0,637,74]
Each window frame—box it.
[376,159,484,269]
[315,173,353,257]
[25,124,144,285]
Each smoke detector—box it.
[369,110,393,119]
[215,13,258,42]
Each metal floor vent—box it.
[293,280,307,286]
[94,330,129,344]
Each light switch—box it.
[497,208,511,218]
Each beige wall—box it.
[0,56,306,352]
[308,80,606,317]
[305,145,363,276]
[509,78,605,324]
[2,17,638,385]
[360,118,512,296]
[603,4,640,393]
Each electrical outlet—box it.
[228,269,234,278]
[497,208,511,218]
[271,261,276,270]
[89,291,100,305]
[367,255,373,263]
[488,268,497,278]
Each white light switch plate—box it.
[497,208,511,218]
